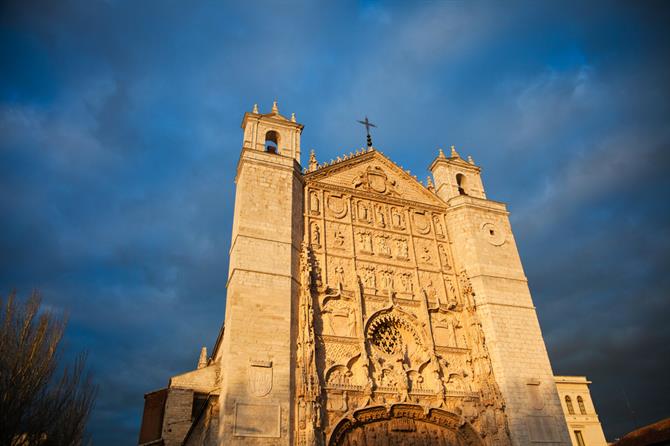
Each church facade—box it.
[139,103,577,445]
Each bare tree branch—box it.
[0,291,97,446]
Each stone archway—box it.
[329,404,484,446]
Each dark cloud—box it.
[1,1,669,443]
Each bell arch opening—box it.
[264,130,279,153]
[328,404,484,446]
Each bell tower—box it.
[241,101,303,162]
[430,148,572,445]
[217,102,304,444]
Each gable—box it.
[305,150,445,207]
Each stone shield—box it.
[249,360,273,397]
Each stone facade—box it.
[555,376,608,446]
[138,104,587,446]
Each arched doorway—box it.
[329,404,484,446]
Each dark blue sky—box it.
[1,1,669,444]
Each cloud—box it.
[1,1,668,444]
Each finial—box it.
[291,112,296,122]
[197,346,207,369]
[438,148,446,159]
[252,103,259,114]
[426,176,435,191]
[271,100,279,114]
[450,145,460,158]
[468,155,475,165]
[308,149,318,172]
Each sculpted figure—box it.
[310,191,320,214]
[433,215,445,237]
[334,265,345,287]
[333,229,345,247]
[438,244,451,270]
[377,236,391,256]
[396,238,409,259]
[312,224,321,246]
[376,205,386,227]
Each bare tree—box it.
[0,291,97,446]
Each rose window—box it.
[367,314,421,357]
[372,322,403,355]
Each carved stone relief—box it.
[328,223,348,250]
[390,206,406,230]
[412,211,431,235]
[433,214,446,239]
[300,179,512,445]
[438,243,452,271]
[310,190,321,215]
[326,193,348,219]
[248,359,273,397]
[355,200,372,224]
[352,165,399,196]
[311,222,322,248]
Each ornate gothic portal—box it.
[329,405,484,446]
[295,150,513,446]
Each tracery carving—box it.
[297,243,324,445]
[328,405,485,446]
[301,174,513,445]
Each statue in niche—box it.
[333,229,345,247]
[311,224,321,247]
[380,269,394,292]
[398,273,408,293]
[433,215,445,238]
[359,231,373,252]
[357,201,371,223]
[424,279,437,301]
[391,207,405,229]
[376,235,391,256]
[310,191,320,215]
[376,205,386,228]
[334,264,345,287]
[420,246,431,263]
[362,267,376,289]
[438,244,451,270]
[405,274,414,293]
[395,238,409,259]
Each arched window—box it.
[565,396,575,415]
[264,130,279,154]
[456,173,467,195]
[577,396,587,415]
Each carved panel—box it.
[326,193,348,219]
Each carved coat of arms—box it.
[249,360,273,397]
[352,166,398,196]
